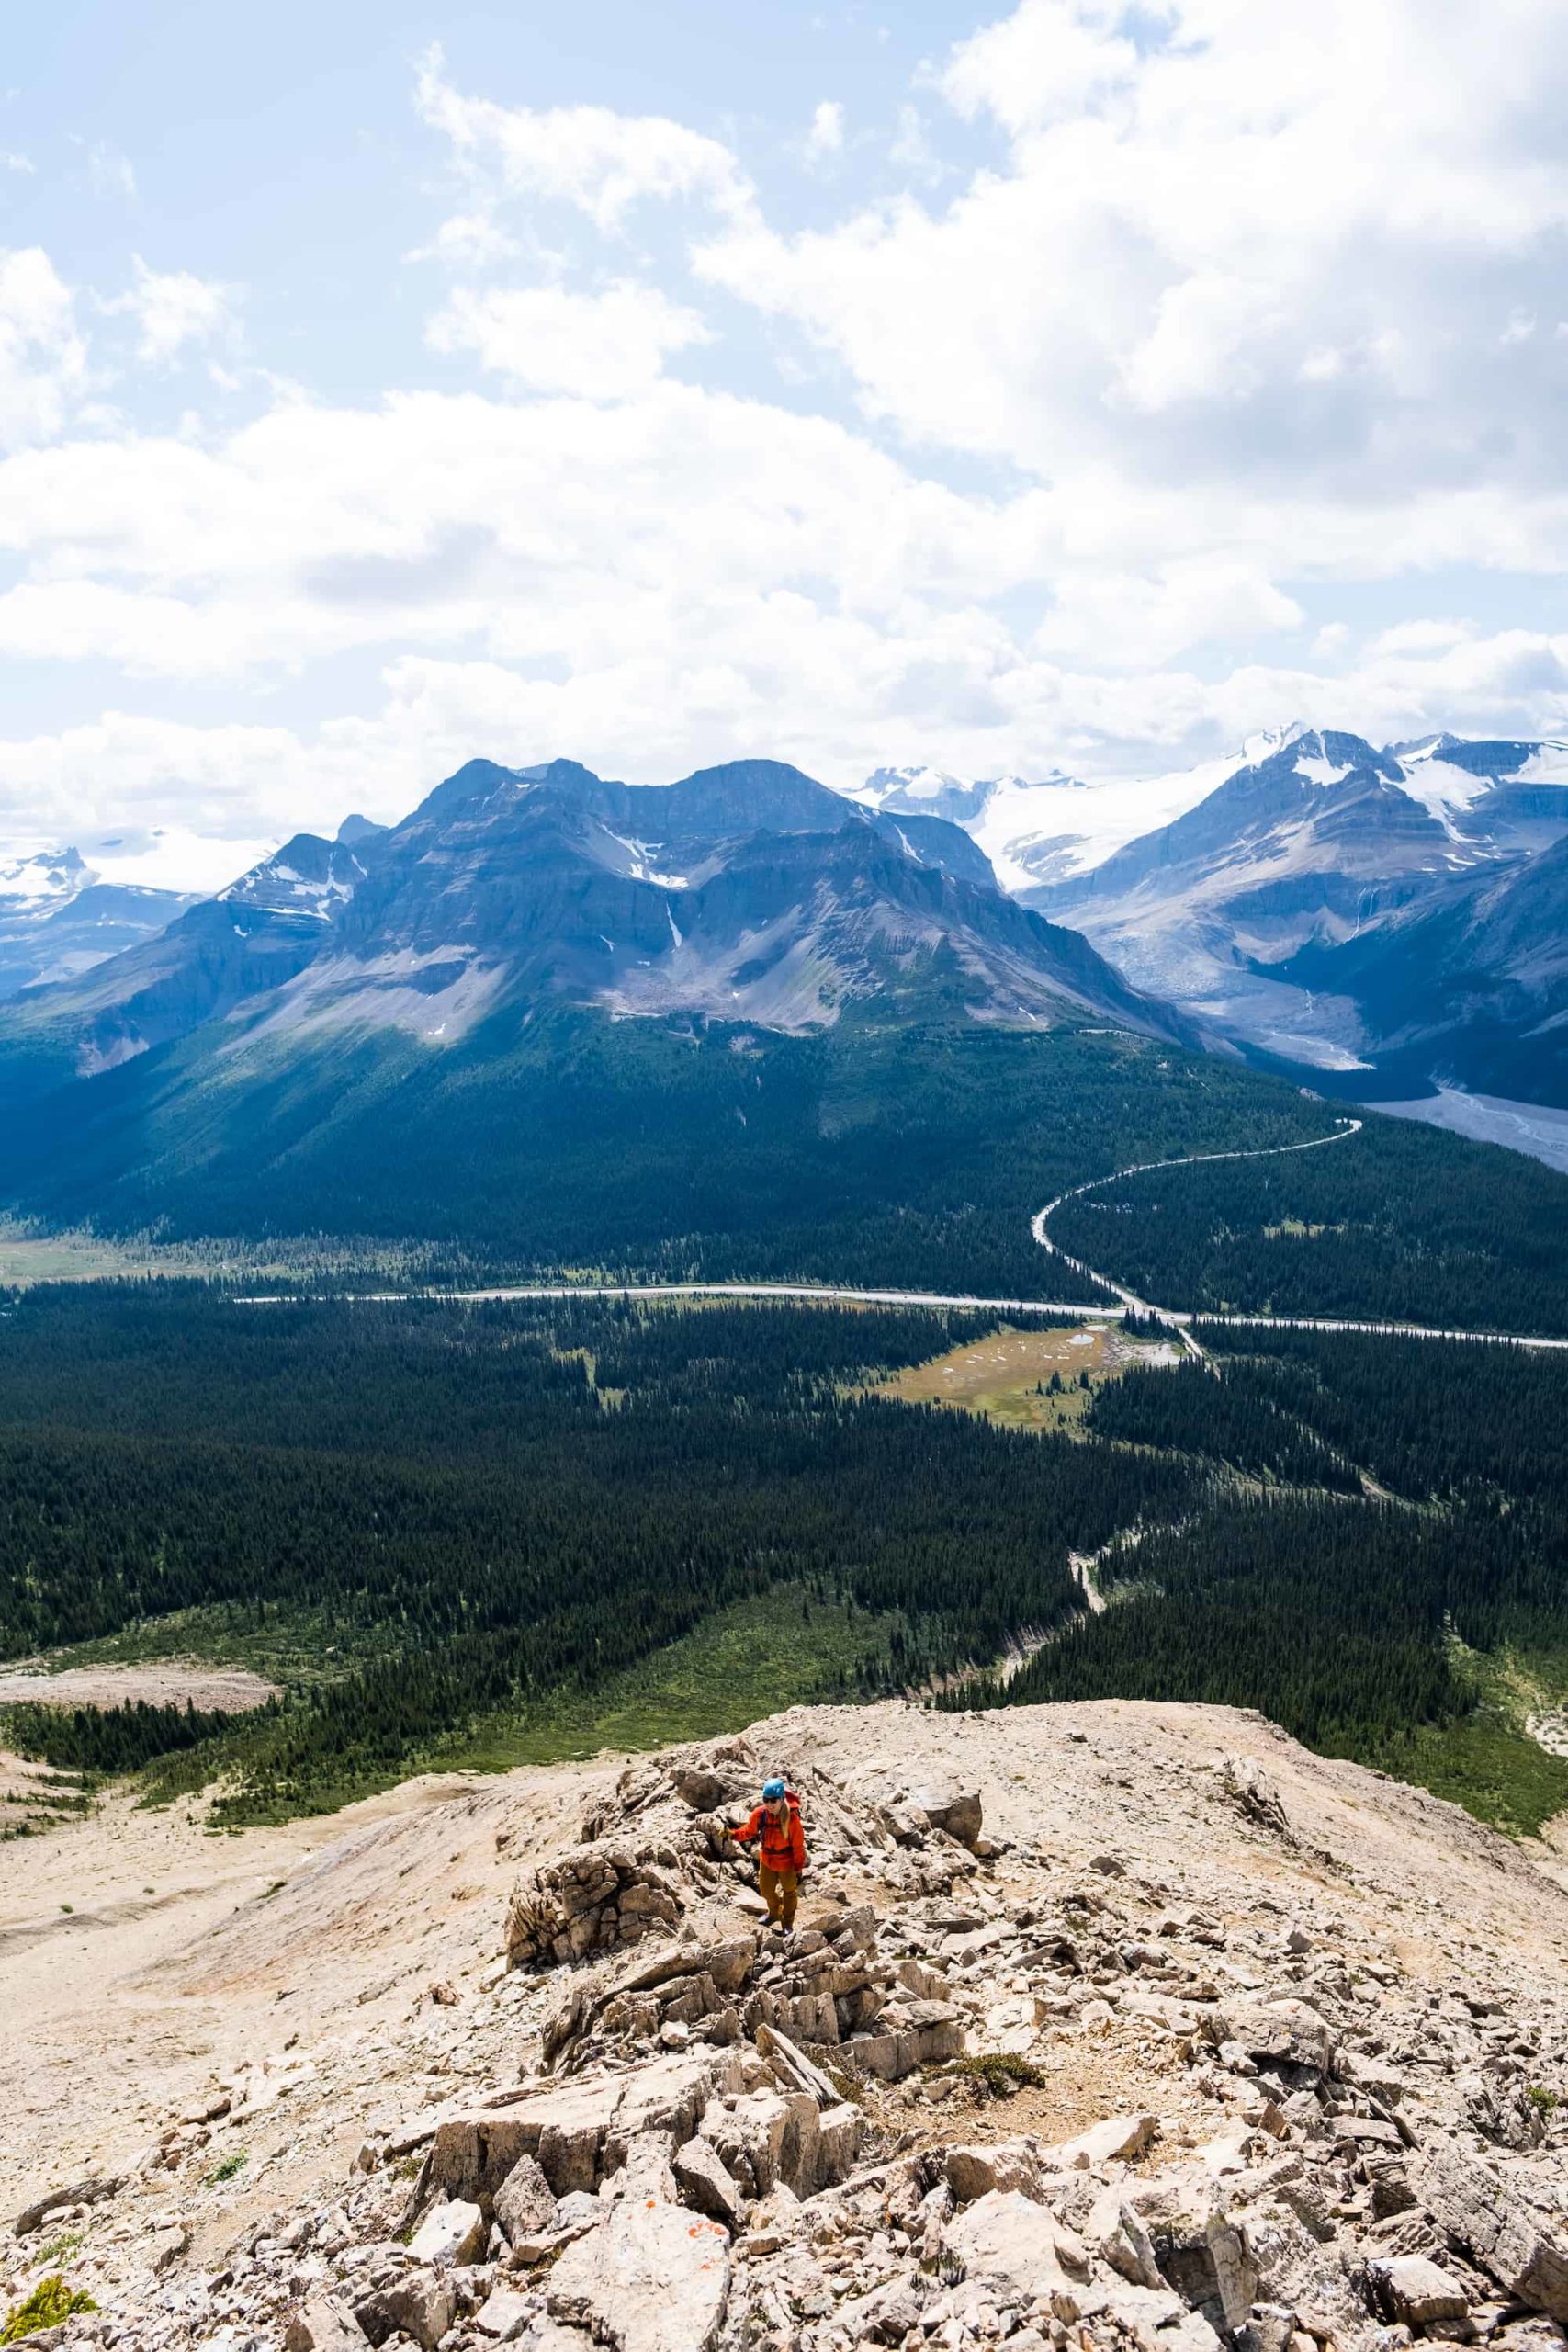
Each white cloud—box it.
[2,19,1568,853]
[696,0,1568,531]
[414,46,753,235]
[888,106,941,180]
[85,141,136,200]
[942,0,1138,131]
[406,210,521,269]
[107,255,236,365]
[1033,559,1304,668]
[4,153,33,175]
[804,102,845,163]
[426,282,709,399]
[0,247,85,449]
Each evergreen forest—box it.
[7,1005,1567,1330]
[3,1283,1567,1836]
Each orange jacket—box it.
[736,1793,807,1873]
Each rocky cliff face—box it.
[1023,731,1568,1076]
[863,730,1568,1085]
[1280,833,1568,1106]
[0,759,1179,1124]
[6,1699,1568,2352]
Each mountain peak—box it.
[336,813,387,847]
[1241,718,1316,763]
[663,758,844,835]
[516,758,611,797]
[412,757,533,823]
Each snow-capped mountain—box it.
[0,828,284,1000]
[855,758,1253,893]
[0,844,192,998]
[860,729,1568,1083]
[1281,825,1568,1106]
[0,755,1185,1114]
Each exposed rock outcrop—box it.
[11,1701,1568,2352]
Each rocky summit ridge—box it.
[7,1700,1568,2352]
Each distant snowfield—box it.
[969,760,1242,889]
[0,827,276,901]
[1372,1088,1568,1175]
[84,828,278,897]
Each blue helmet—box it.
[762,1777,786,1802]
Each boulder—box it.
[472,2286,534,2342]
[355,2268,457,2352]
[13,2174,125,2236]
[700,1937,759,1997]
[547,2195,731,2352]
[609,2132,681,2206]
[908,1785,984,1849]
[1210,2000,1335,2074]
[506,1843,684,1969]
[1417,2143,1568,2321]
[746,2184,804,2256]
[672,1766,743,1813]
[817,2103,866,2188]
[836,2275,930,2342]
[1087,2188,1164,2290]
[1222,1756,1294,1839]
[284,2295,369,2352]
[673,2137,745,2230]
[945,2142,1044,2204]
[414,2052,731,2216]
[943,2189,1076,2303]
[753,2022,840,2107]
[1371,2256,1472,2326]
[1052,2113,1159,2170]
[834,2000,964,2081]
[494,2154,555,2246]
[407,2198,486,2267]
[699,2090,799,2199]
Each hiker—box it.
[730,1775,807,1931]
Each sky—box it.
[2,0,1567,863]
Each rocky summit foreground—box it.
[7,1702,1568,2352]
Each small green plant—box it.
[947,2052,1050,2096]
[1529,2086,1560,2113]
[35,2233,82,2266]
[2,2277,98,2341]
[819,2058,864,2107]
[207,2149,247,2184]
[59,1903,73,1915]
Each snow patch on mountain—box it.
[1396,760,1494,835]
[1516,742,1568,785]
[923,760,1243,891]
[0,848,88,908]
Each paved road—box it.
[1030,1119,1365,1361]
[238,1114,1568,1352]
[239,1280,1122,1317]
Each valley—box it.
[2,763,1568,2352]
[0,750,1566,1974]
[1,741,1568,1873]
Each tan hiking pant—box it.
[759,1862,799,1928]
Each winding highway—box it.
[238,1114,1568,1353]
[1028,1118,1366,1360]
